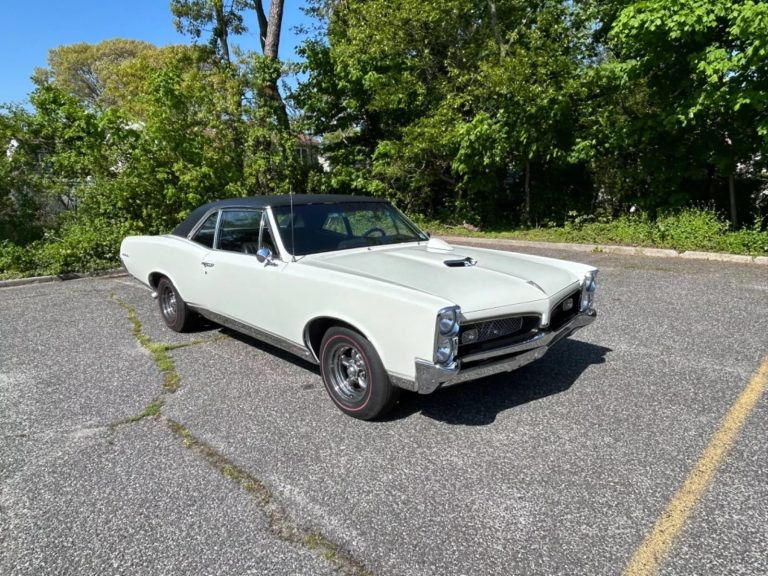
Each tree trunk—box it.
[264,0,284,59]
[253,0,289,130]
[487,0,504,57]
[729,171,737,228]
[213,0,230,63]
[254,1,268,51]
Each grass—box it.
[166,419,373,575]
[111,295,226,392]
[416,207,768,257]
[2,207,766,282]
[107,295,372,575]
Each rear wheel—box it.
[157,277,195,332]
[319,327,399,420]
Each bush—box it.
[422,206,768,256]
[0,217,130,279]
[652,208,729,251]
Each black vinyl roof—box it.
[172,194,388,238]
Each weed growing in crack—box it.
[166,419,373,576]
[110,399,165,430]
[112,294,227,393]
[110,295,371,574]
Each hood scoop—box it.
[444,256,477,268]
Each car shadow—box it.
[385,339,611,426]
[218,327,321,374]
[217,326,609,426]
[186,317,223,333]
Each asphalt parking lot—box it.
[1,244,766,575]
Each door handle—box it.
[201,261,215,268]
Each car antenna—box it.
[290,187,296,262]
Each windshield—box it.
[272,201,429,256]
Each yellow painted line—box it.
[624,355,768,576]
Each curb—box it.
[440,235,768,266]
[1,238,764,289]
[0,268,127,289]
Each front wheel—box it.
[319,327,399,420]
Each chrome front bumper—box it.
[402,310,597,394]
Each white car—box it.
[120,195,598,419]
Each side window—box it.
[217,210,263,253]
[191,212,218,248]
[321,213,347,235]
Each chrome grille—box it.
[461,317,524,345]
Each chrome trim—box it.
[526,280,546,294]
[462,311,542,326]
[187,208,222,245]
[388,371,419,392]
[256,247,276,266]
[399,310,597,394]
[459,313,542,349]
[581,270,598,312]
[190,307,316,363]
[434,306,460,367]
[460,330,548,363]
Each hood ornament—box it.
[527,280,547,294]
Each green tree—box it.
[590,0,768,224]
[172,0,290,128]
[32,39,156,108]
[0,107,45,244]
[297,0,588,223]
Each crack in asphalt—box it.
[167,419,374,576]
[110,294,374,576]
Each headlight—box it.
[434,306,460,366]
[581,271,598,311]
[435,344,455,364]
[437,308,458,335]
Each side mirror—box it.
[255,247,275,266]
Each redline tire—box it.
[319,327,399,420]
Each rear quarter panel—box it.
[120,235,209,305]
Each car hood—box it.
[302,240,585,314]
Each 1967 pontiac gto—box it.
[120,194,597,419]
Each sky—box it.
[0,0,312,105]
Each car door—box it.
[200,209,290,336]
[178,210,219,306]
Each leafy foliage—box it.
[422,206,768,256]
[2,0,768,278]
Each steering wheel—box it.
[362,227,386,237]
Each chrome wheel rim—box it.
[160,285,177,323]
[327,343,368,403]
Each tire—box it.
[157,277,195,332]
[319,327,400,420]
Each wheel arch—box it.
[147,270,185,295]
[147,270,195,305]
[148,271,166,289]
[304,316,371,364]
